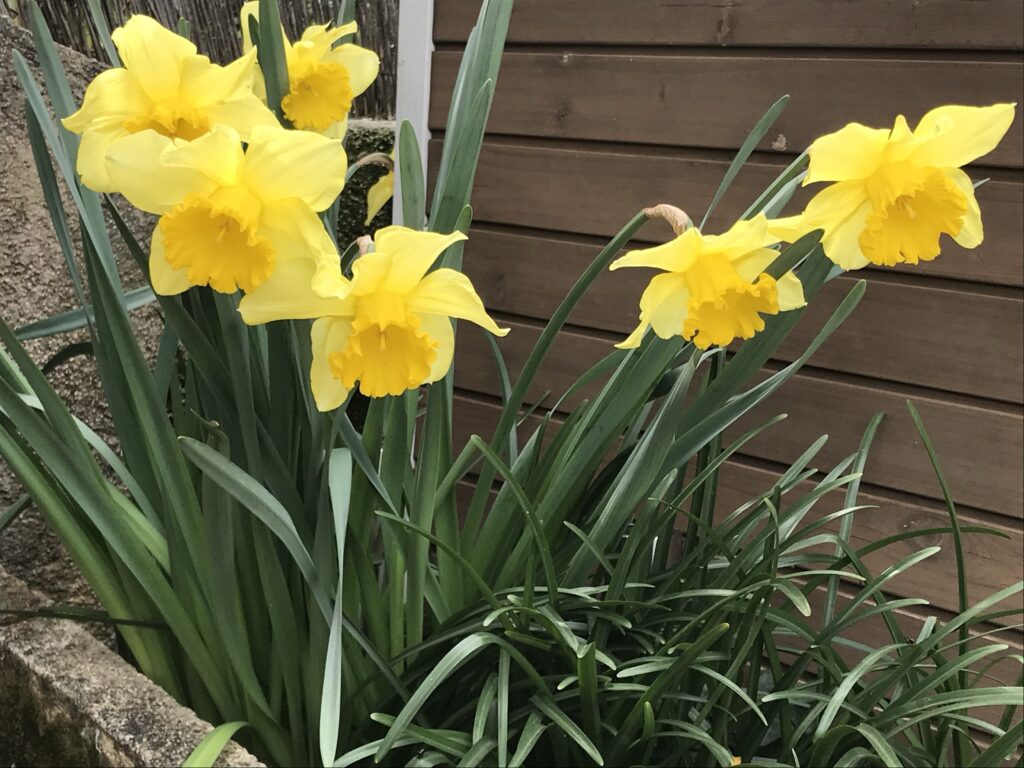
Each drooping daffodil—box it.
[105,124,347,295]
[770,103,1017,270]
[611,214,805,350]
[239,227,508,410]
[241,2,379,138]
[62,14,277,193]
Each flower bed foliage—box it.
[1,1,1021,766]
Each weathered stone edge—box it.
[0,564,265,767]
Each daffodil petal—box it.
[610,229,700,273]
[75,127,126,192]
[775,271,806,311]
[794,181,874,271]
[239,259,353,324]
[406,268,508,336]
[105,130,216,214]
[910,103,1017,169]
[148,226,190,296]
[374,227,467,291]
[821,201,873,271]
[615,323,649,350]
[311,318,352,412]
[242,125,347,211]
[161,126,245,187]
[62,67,149,133]
[111,15,196,102]
[180,49,257,106]
[731,247,782,284]
[702,215,775,262]
[365,171,394,225]
[323,116,350,141]
[947,168,983,249]
[204,96,281,141]
[419,314,456,383]
[240,1,259,52]
[765,215,810,245]
[639,272,690,341]
[260,200,349,298]
[805,122,889,184]
[326,44,380,97]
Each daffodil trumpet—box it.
[239,226,508,410]
[105,124,347,296]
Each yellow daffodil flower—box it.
[365,152,395,226]
[62,14,277,193]
[611,215,805,350]
[771,103,1016,270]
[238,227,508,409]
[241,2,379,138]
[104,124,347,296]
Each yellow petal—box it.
[365,171,394,225]
[239,259,353,325]
[639,272,691,340]
[111,15,196,102]
[299,22,357,58]
[946,169,983,249]
[323,116,350,141]
[798,181,873,271]
[910,103,1017,169]
[733,245,810,308]
[240,1,259,52]
[204,95,280,141]
[821,202,873,271]
[259,200,349,298]
[419,314,456,383]
[805,122,889,184]
[407,269,508,336]
[62,67,149,134]
[74,127,126,192]
[373,227,467,293]
[161,126,246,187]
[765,214,808,245]
[148,225,190,296]
[311,318,353,412]
[615,322,649,350]
[610,229,700,273]
[242,125,347,211]
[775,272,806,311]
[325,44,380,98]
[703,215,776,262]
[104,130,217,213]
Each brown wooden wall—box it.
[431,1,1024,642]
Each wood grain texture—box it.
[457,227,1024,402]
[436,0,1024,51]
[429,140,1024,287]
[430,52,1024,168]
[450,393,1024,622]
[452,318,1024,517]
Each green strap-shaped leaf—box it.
[182,721,247,768]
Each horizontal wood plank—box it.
[436,1,1024,51]
[453,319,1024,517]
[458,227,1024,402]
[429,140,1024,287]
[431,52,1024,168]
[451,393,1024,622]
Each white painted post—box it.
[393,0,435,226]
